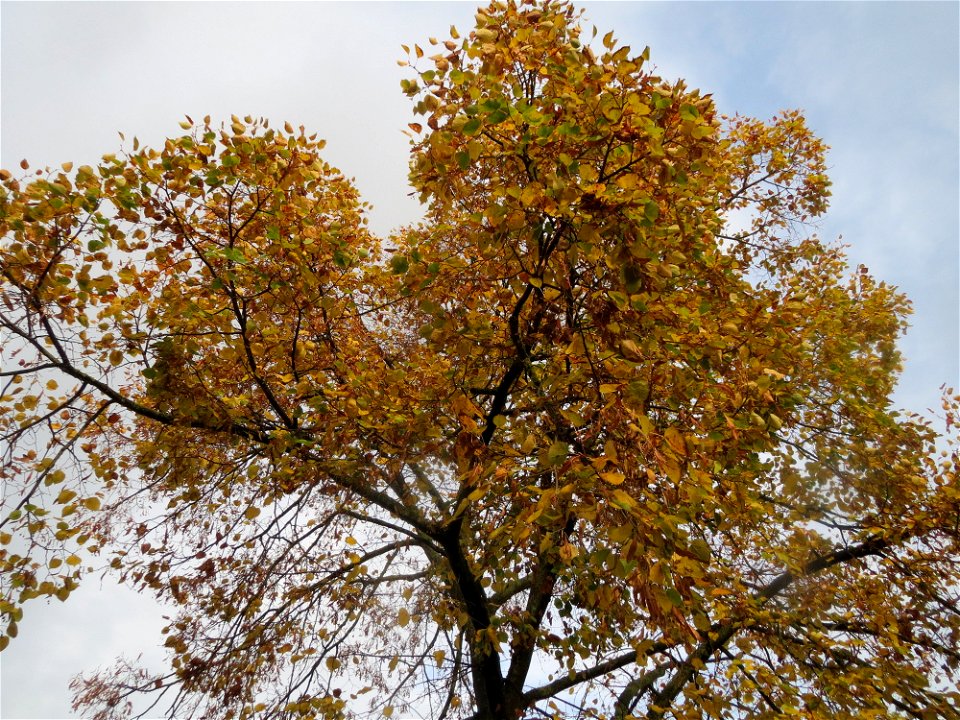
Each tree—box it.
[1,1,958,718]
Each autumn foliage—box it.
[2,2,958,719]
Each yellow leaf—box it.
[636,415,655,436]
[664,427,687,457]
[661,456,682,484]
[55,488,77,504]
[610,489,636,511]
[521,434,537,454]
[600,471,626,486]
[397,608,410,627]
[244,506,261,520]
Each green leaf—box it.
[486,108,509,125]
[665,588,684,607]
[546,441,569,466]
[222,247,247,264]
[608,290,628,309]
[689,538,711,564]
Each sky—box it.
[1,1,957,718]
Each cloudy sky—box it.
[1,2,957,718]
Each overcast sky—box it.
[1,2,957,718]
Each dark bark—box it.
[436,518,507,719]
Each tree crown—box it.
[1,2,958,719]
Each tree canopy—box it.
[1,2,958,719]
